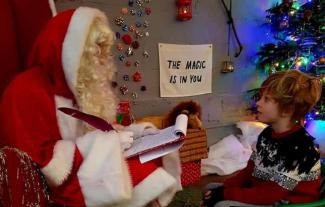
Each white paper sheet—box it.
[124,114,188,158]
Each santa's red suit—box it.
[0,7,181,207]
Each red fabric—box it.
[0,9,89,206]
[0,0,52,97]
[181,161,201,186]
[272,124,302,138]
[1,67,85,206]
[286,178,321,203]
[50,148,86,206]
[223,160,255,188]
[0,148,48,207]
[127,157,161,186]
[224,177,290,205]
[223,160,320,205]
[0,0,20,98]
[10,0,53,69]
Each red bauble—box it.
[122,34,132,45]
[176,0,192,21]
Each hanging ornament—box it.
[125,61,132,67]
[176,0,192,21]
[132,41,140,49]
[133,71,142,82]
[125,46,134,57]
[119,54,125,61]
[144,0,150,3]
[114,17,125,26]
[116,32,121,39]
[136,0,143,7]
[140,85,147,91]
[128,25,136,32]
[303,10,313,22]
[122,34,133,45]
[145,7,152,15]
[221,61,234,73]
[123,75,130,81]
[111,81,118,88]
[135,21,142,27]
[134,60,140,67]
[129,0,134,7]
[120,85,128,95]
[137,9,144,17]
[143,50,149,58]
[144,31,149,37]
[116,43,124,51]
[131,92,138,100]
[143,20,149,27]
[130,9,136,15]
[116,101,133,126]
[122,24,129,32]
[319,57,325,64]
[121,7,128,15]
[135,30,144,39]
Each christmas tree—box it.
[254,0,325,121]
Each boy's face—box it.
[256,92,281,124]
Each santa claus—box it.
[0,7,181,207]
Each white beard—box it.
[76,57,118,125]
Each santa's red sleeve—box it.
[0,71,133,206]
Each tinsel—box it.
[0,147,49,206]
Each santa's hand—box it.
[118,131,134,150]
[124,122,158,139]
[112,123,125,131]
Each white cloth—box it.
[201,134,252,176]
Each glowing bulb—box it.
[296,61,302,66]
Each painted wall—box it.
[55,0,315,146]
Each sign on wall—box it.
[159,43,212,97]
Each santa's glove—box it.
[118,131,134,150]
[201,183,224,207]
[124,122,159,139]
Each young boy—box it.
[202,70,322,207]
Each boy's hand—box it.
[201,184,224,207]
[118,131,134,150]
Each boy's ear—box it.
[280,106,294,117]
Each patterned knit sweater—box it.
[223,125,321,205]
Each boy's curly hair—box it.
[260,70,322,121]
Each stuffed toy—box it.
[164,100,202,129]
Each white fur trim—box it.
[62,7,108,95]
[55,95,82,141]
[120,168,177,207]
[162,151,183,191]
[48,0,57,16]
[41,140,75,186]
[76,130,132,206]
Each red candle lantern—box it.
[176,0,192,21]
